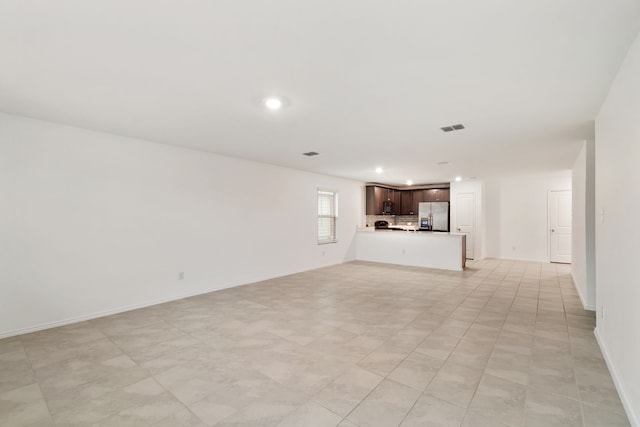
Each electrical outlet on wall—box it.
[178,272,184,280]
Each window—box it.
[318,190,338,244]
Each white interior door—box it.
[455,192,475,259]
[549,190,572,263]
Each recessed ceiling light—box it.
[406,180,413,186]
[455,176,462,182]
[264,97,283,110]
[375,167,383,174]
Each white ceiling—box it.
[2,1,640,185]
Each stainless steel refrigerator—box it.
[418,202,449,231]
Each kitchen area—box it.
[357,184,467,271]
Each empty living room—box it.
[1,1,639,426]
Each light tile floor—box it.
[0,260,630,427]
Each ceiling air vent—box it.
[441,123,465,132]
[302,151,319,156]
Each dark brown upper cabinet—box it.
[366,186,398,215]
[400,191,414,215]
[437,188,450,202]
[413,189,428,210]
[423,188,450,202]
[365,186,379,215]
[366,186,450,215]
[392,189,402,209]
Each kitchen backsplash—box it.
[365,215,418,227]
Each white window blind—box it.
[318,190,338,244]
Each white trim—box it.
[571,271,596,311]
[0,261,354,339]
[455,191,475,259]
[317,189,339,244]
[317,239,337,245]
[489,256,551,263]
[594,328,639,427]
[0,283,238,339]
[548,189,572,264]
[547,189,551,263]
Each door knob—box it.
[551,229,555,232]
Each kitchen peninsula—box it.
[356,229,466,271]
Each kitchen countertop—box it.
[358,227,461,235]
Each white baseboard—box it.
[0,281,239,340]
[0,261,349,340]
[594,328,639,427]
[570,272,596,311]
[493,255,550,263]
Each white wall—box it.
[484,172,572,262]
[595,32,640,426]
[571,140,596,310]
[0,113,363,338]
[450,180,484,260]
